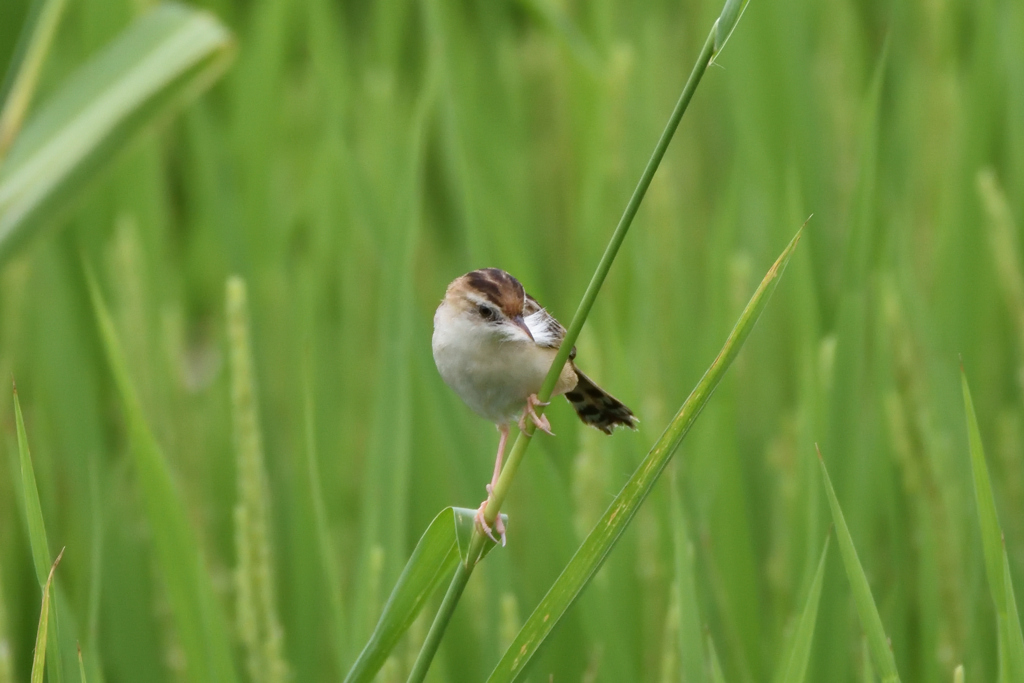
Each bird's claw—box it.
[519,394,554,435]
[475,498,506,546]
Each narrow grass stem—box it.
[405,561,471,683]
[406,25,719,683]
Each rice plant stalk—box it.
[227,276,288,683]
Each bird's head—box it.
[441,268,534,342]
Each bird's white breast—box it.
[433,302,557,424]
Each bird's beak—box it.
[511,315,534,341]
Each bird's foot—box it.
[475,493,506,547]
[518,393,554,435]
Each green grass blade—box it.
[76,646,86,683]
[14,383,50,586]
[0,559,11,683]
[30,548,63,683]
[713,0,750,58]
[709,635,728,683]
[226,277,288,683]
[346,507,503,683]
[778,535,830,683]
[302,370,347,674]
[976,169,1024,350]
[14,383,66,683]
[671,477,705,681]
[817,446,900,683]
[954,664,964,683]
[0,0,66,159]
[1004,551,1024,679]
[487,224,805,683]
[960,367,1009,616]
[85,265,238,683]
[0,2,234,263]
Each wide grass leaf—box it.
[0,2,234,263]
[86,266,238,683]
[486,224,804,683]
[777,536,830,683]
[345,506,505,683]
[818,447,900,683]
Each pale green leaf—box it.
[30,549,63,683]
[713,0,750,58]
[709,635,728,683]
[778,536,830,683]
[1004,552,1024,680]
[0,0,67,158]
[0,2,234,263]
[961,368,1009,615]
[14,385,50,587]
[818,448,900,682]
[345,506,505,683]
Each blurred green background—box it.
[1,0,1023,681]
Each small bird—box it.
[432,268,637,543]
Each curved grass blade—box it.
[961,368,1008,613]
[14,383,50,586]
[960,365,1024,681]
[1003,553,1024,678]
[708,635,728,683]
[15,383,68,683]
[0,3,235,264]
[0,0,67,159]
[486,223,805,683]
[713,0,750,59]
[77,645,87,683]
[86,265,238,683]
[30,548,64,683]
[777,535,830,683]
[817,446,900,683]
[345,507,505,683]
[301,369,347,674]
[672,478,705,681]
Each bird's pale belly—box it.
[434,335,575,424]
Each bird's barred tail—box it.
[565,369,637,435]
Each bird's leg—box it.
[475,424,510,546]
[518,393,553,435]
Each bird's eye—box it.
[478,305,495,320]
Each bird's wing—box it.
[523,294,575,358]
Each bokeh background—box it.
[2,0,1023,681]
